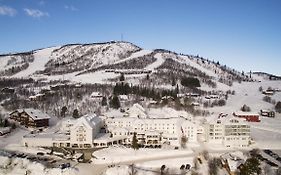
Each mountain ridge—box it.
[0,41,272,91]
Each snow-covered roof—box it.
[233,111,259,116]
[22,108,51,120]
[127,103,147,118]
[148,107,193,121]
[90,92,102,97]
[118,95,129,101]
[208,115,247,125]
[181,120,197,127]
[72,114,102,130]
[221,151,245,172]
[0,127,11,134]
[108,126,130,133]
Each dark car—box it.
[263,149,272,154]
[37,152,44,156]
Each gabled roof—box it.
[127,103,147,118]
[22,108,51,120]
[72,114,102,130]
[233,111,259,116]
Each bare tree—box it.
[128,164,137,175]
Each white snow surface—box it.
[0,56,11,71]
[49,42,140,69]
[12,47,60,78]
[205,80,281,149]
[178,55,217,78]
[145,53,165,72]
[208,80,281,114]
[147,107,192,120]
[92,146,193,164]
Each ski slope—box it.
[145,53,165,72]
[179,55,217,78]
[12,47,59,78]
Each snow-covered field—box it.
[0,128,29,148]
[206,80,281,149]
[92,146,193,164]
[1,41,281,175]
[208,80,280,114]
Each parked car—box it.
[37,152,44,156]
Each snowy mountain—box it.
[1,41,281,175]
[0,41,262,89]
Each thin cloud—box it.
[0,5,17,16]
[64,5,78,11]
[24,8,49,18]
[38,0,45,6]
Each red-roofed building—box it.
[233,112,260,122]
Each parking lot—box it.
[0,149,74,169]
[262,149,281,167]
[250,149,281,168]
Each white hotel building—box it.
[105,116,197,146]
[104,103,197,147]
[22,105,251,149]
[22,104,198,148]
[204,115,251,148]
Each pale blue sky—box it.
[0,0,280,75]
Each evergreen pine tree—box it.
[72,109,79,118]
[101,96,107,106]
[132,132,139,150]
[240,157,261,175]
[172,77,176,86]
[120,73,125,81]
[175,84,179,94]
[110,96,120,109]
[61,106,67,118]
[275,101,281,113]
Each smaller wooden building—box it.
[10,108,50,128]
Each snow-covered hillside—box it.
[0,41,275,89]
[44,42,141,75]
[11,47,60,78]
